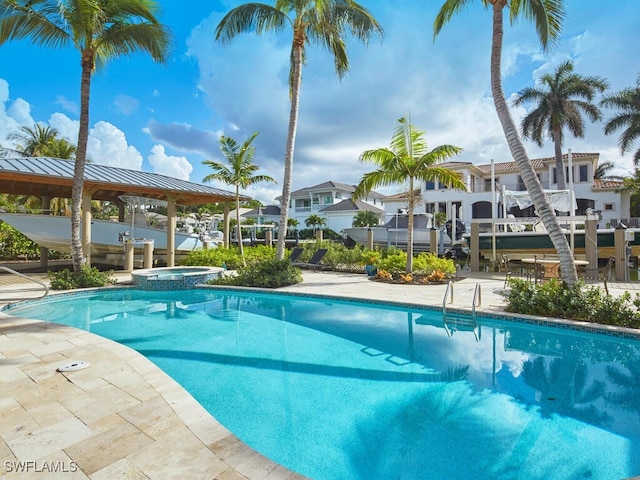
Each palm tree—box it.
[7,123,77,160]
[353,117,465,272]
[434,0,580,285]
[215,0,383,261]
[0,0,171,272]
[46,138,77,160]
[601,74,640,166]
[513,60,608,190]
[203,132,275,266]
[7,124,59,156]
[305,214,326,232]
[352,210,380,227]
[593,160,623,181]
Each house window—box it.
[484,177,499,192]
[552,166,571,184]
[425,202,447,214]
[312,197,319,205]
[579,164,588,182]
[604,203,615,211]
[517,176,525,191]
[425,181,435,190]
[324,195,332,204]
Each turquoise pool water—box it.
[4,288,640,480]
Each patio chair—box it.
[578,256,614,295]
[502,253,534,287]
[292,248,328,270]
[287,247,304,263]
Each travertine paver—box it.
[0,313,307,479]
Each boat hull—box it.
[471,229,640,260]
[0,213,211,256]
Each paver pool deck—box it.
[1,270,638,479]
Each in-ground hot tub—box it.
[131,266,224,290]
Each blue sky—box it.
[0,0,637,205]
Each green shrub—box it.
[377,247,407,272]
[182,247,242,269]
[0,222,40,260]
[413,253,457,275]
[243,245,277,264]
[48,265,116,290]
[182,245,276,269]
[208,258,302,288]
[360,248,382,266]
[504,278,640,328]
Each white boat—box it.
[0,213,217,256]
[343,214,464,251]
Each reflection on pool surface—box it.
[4,288,640,480]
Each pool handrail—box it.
[442,281,481,341]
[0,266,49,300]
[442,281,454,337]
[471,283,481,341]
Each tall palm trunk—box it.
[406,176,415,272]
[275,40,303,260]
[235,184,245,266]
[553,125,566,189]
[70,57,93,273]
[490,3,577,283]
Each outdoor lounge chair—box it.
[292,248,328,270]
[287,247,304,263]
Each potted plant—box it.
[360,249,381,276]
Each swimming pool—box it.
[3,288,640,480]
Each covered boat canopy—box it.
[501,189,577,212]
[0,156,241,205]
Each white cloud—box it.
[6,98,33,126]
[114,94,140,115]
[48,112,79,142]
[54,95,79,115]
[148,144,193,180]
[0,79,33,149]
[88,121,144,169]
[49,113,143,169]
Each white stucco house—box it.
[255,181,385,234]
[383,152,630,229]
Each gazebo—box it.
[0,157,244,267]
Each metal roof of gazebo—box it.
[0,156,243,205]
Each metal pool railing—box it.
[441,281,481,341]
[0,266,49,301]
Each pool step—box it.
[443,311,481,341]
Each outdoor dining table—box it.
[521,257,589,281]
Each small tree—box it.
[305,214,326,232]
[353,116,465,272]
[203,132,275,266]
[352,210,380,227]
